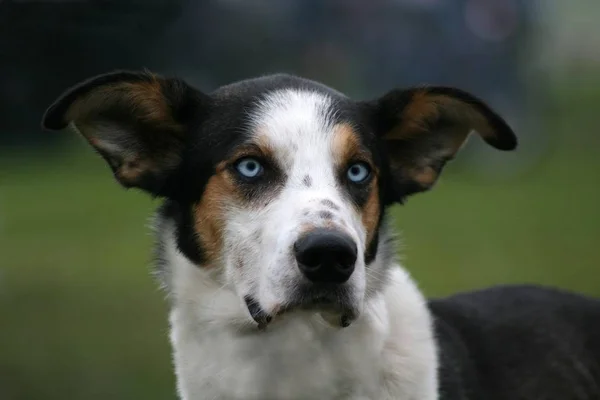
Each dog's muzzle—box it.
[244,296,272,330]
[245,228,360,331]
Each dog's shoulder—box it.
[428,285,600,400]
[429,285,600,328]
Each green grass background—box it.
[2,81,599,399]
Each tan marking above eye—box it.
[331,123,364,167]
[224,139,278,173]
[229,144,264,161]
[332,123,378,174]
[255,133,276,157]
[331,123,381,246]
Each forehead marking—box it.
[302,175,312,187]
[331,123,363,167]
[321,199,340,210]
[319,210,334,220]
[249,89,336,163]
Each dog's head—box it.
[43,71,516,328]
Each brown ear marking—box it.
[41,70,203,194]
[43,71,165,130]
[377,86,517,151]
[371,86,517,200]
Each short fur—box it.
[43,71,600,400]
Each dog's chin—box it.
[245,283,361,330]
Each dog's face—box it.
[43,72,516,327]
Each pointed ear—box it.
[368,86,517,202]
[42,70,206,196]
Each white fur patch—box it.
[165,223,438,400]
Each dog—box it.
[42,71,600,400]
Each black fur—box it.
[157,200,205,266]
[430,285,600,400]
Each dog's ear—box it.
[42,70,206,196]
[367,86,517,203]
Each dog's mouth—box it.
[244,284,358,330]
[244,295,273,330]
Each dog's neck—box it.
[157,222,439,400]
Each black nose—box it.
[294,228,357,284]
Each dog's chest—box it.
[171,312,385,400]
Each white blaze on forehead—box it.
[249,89,339,181]
[246,88,369,248]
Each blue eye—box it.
[235,157,264,179]
[346,162,371,183]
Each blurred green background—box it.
[1,1,599,399]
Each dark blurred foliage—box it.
[0,0,536,147]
